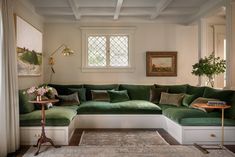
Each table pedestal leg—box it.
[221,108,224,148]
[194,108,226,153]
[34,104,60,156]
[34,132,60,156]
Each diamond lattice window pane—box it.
[110,36,129,67]
[88,36,106,66]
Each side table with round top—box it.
[192,103,231,153]
[29,99,60,156]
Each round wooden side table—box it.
[29,99,60,156]
[192,103,231,153]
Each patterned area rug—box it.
[79,130,169,146]
[23,145,235,157]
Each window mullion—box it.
[106,35,110,67]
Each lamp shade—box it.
[61,47,74,56]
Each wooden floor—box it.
[13,128,235,157]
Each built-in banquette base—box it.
[164,117,235,145]
[20,117,75,145]
[20,115,235,145]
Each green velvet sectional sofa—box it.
[19,84,235,145]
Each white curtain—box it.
[0,0,20,156]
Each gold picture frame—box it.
[146,51,177,76]
[15,14,43,76]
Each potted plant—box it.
[192,54,226,87]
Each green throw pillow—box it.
[91,90,110,101]
[19,89,35,114]
[159,92,184,107]
[182,94,195,107]
[69,88,86,102]
[108,90,130,103]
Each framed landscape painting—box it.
[146,51,177,76]
[15,15,42,76]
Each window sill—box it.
[81,67,135,73]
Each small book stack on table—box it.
[207,101,226,106]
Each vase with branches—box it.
[192,54,226,87]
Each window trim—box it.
[80,27,136,72]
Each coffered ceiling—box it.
[25,0,225,24]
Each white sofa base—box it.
[75,114,165,128]
[165,116,235,145]
[20,117,75,145]
[20,114,235,145]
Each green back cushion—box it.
[47,84,83,95]
[119,84,153,100]
[19,89,35,114]
[68,88,86,102]
[108,90,130,103]
[203,87,234,103]
[155,84,188,94]
[84,84,119,100]
[149,87,168,104]
[203,87,235,118]
[186,85,206,99]
[228,94,235,119]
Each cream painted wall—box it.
[43,23,199,85]
[13,0,44,89]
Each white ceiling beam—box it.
[36,7,155,16]
[163,7,199,15]
[67,0,81,20]
[114,0,124,20]
[184,0,224,25]
[150,0,173,19]
[36,7,72,15]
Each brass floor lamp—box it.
[48,44,74,82]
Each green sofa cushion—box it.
[203,87,235,118]
[47,84,83,95]
[20,106,78,126]
[68,88,86,102]
[155,84,188,94]
[180,117,235,126]
[77,100,162,114]
[119,84,153,100]
[157,104,178,111]
[203,87,234,103]
[163,107,221,124]
[19,89,35,114]
[186,85,206,99]
[227,94,235,119]
[84,84,119,100]
[108,90,130,103]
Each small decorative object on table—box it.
[207,101,226,106]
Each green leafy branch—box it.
[192,54,226,87]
